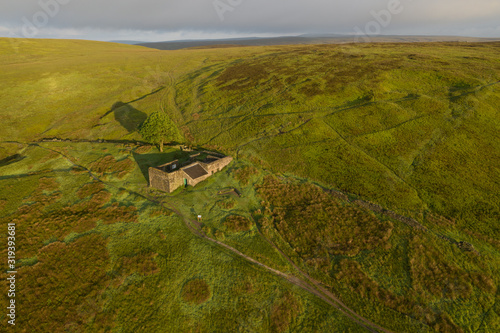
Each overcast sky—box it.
[1,0,499,41]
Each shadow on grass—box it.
[132,150,191,183]
[112,102,148,133]
[0,154,25,168]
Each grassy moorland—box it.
[0,38,499,332]
[0,142,363,332]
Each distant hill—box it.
[138,34,500,50]
[109,40,145,45]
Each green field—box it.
[1,38,499,332]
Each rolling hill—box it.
[137,35,500,50]
[1,38,499,332]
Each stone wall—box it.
[202,150,225,158]
[149,167,184,193]
[189,153,201,159]
[353,199,426,231]
[149,154,233,193]
[157,159,180,172]
[185,171,212,187]
[202,156,233,175]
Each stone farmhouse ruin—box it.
[149,151,233,193]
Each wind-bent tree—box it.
[139,111,177,152]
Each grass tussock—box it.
[224,215,252,233]
[271,292,302,333]
[134,145,153,154]
[118,252,160,277]
[148,206,173,217]
[89,155,135,179]
[181,279,211,305]
[216,199,236,210]
[76,181,106,199]
[233,166,258,185]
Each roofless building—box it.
[148,152,233,193]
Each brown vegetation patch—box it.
[134,145,153,154]
[12,234,112,331]
[40,150,60,163]
[89,189,113,207]
[181,126,195,142]
[406,53,435,61]
[22,177,61,208]
[98,202,137,225]
[4,179,136,258]
[257,176,393,259]
[231,276,257,297]
[335,259,464,332]
[70,166,88,175]
[181,279,211,305]
[76,181,106,199]
[148,206,173,217]
[336,260,405,307]
[38,177,59,192]
[224,215,252,233]
[410,235,494,299]
[425,212,456,227]
[209,49,405,98]
[118,252,160,277]
[270,292,301,333]
[235,280,255,295]
[233,166,258,185]
[463,229,500,250]
[90,155,116,172]
[216,199,236,210]
[469,272,496,294]
[217,63,269,90]
[299,81,323,97]
[89,155,135,179]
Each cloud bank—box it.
[1,0,499,41]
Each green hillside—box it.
[1,38,499,332]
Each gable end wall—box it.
[149,167,185,193]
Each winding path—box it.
[157,198,393,333]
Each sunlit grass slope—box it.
[0,38,246,147]
[1,38,499,332]
[174,42,500,247]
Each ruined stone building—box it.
[148,152,233,193]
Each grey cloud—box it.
[1,0,499,39]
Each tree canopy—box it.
[139,111,177,152]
